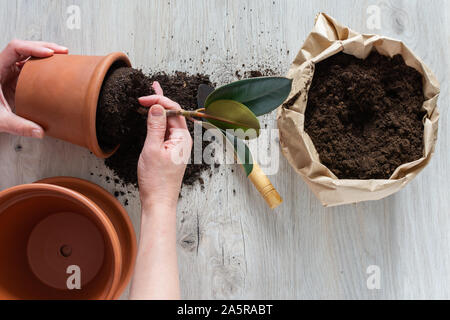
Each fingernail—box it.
[31,129,44,138]
[43,48,54,54]
[150,106,164,116]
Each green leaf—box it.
[223,129,254,176]
[205,99,260,139]
[201,122,254,176]
[205,77,293,116]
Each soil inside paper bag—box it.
[304,51,425,179]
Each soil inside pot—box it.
[303,51,425,179]
[97,67,152,152]
[96,68,214,188]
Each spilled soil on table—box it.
[304,51,425,179]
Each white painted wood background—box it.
[0,0,448,299]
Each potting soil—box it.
[304,51,425,179]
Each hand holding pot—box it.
[137,81,192,210]
[0,39,68,138]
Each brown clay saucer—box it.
[35,177,137,299]
[0,183,121,299]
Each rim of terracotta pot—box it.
[87,52,131,158]
[0,183,122,300]
[35,177,137,299]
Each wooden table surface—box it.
[0,0,448,299]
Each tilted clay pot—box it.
[0,177,137,300]
[15,53,131,158]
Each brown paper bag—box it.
[277,13,440,207]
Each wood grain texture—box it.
[0,0,448,299]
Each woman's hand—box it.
[130,81,191,300]
[0,39,68,138]
[137,81,192,211]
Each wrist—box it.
[140,201,177,237]
[141,198,177,215]
[140,188,179,212]
[139,202,177,245]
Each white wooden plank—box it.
[0,0,448,299]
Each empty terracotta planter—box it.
[0,177,136,300]
[15,53,131,158]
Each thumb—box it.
[145,104,166,147]
[0,113,44,138]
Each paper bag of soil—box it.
[277,13,440,207]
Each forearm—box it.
[129,203,180,300]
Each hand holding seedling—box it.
[137,81,193,209]
[130,82,189,299]
[0,39,68,138]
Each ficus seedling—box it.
[140,76,293,209]
[196,76,292,209]
[167,76,292,138]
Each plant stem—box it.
[138,106,253,128]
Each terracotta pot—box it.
[15,53,131,158]
[0,177,137,300]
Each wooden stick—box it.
[139,107,254,128]
[247,163,283,209]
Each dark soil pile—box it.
[96,69,214,188]
[304,51,425,179]
[97,67,152,151]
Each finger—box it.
[1,40,68,67]
[16,59,28,67]
[138,95,187,130]
[1,40,54,66]
[0,113,44,138]
[144,104,167,149]
[28,41,69,54]
[138,95,181,110]
[152,81,164,95]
